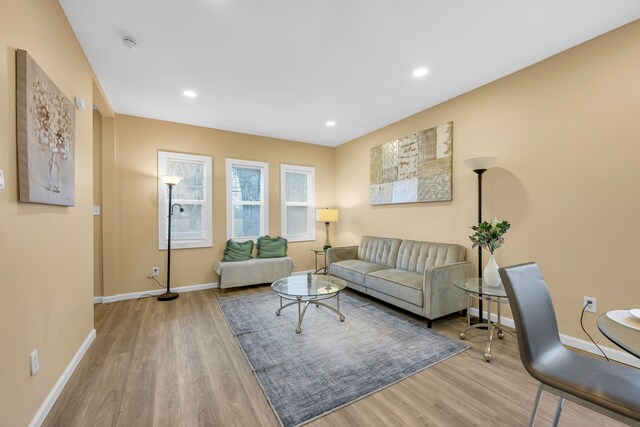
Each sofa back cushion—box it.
[357,236,402,267]
[395,240,466,274]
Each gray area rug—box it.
[217,291,468,427]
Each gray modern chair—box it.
[499,262,640,427]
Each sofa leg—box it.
[426,319,432,328]
[459,309,467,317]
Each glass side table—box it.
[453,278,511,362]
[311,248,327,274]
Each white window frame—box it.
[280,164,316,242]
[226,158,269,241]
[158,151,212,250]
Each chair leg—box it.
[528,383,544,427]
[551,397,564,427]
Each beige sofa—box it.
[327,236,471,327]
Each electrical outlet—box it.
[30,350,39,375]
[152,266,160,277]
[583,296,597,313]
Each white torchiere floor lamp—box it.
[316,208,339,250]
[463,156,497,323]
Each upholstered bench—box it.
[216,257,294,290]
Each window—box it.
[281,164,315,242]
[226,159,268,240]
[158,151,212,250]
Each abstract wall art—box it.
[370,122,452,205]
[16,49,75,206]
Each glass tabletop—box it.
[452,278,508,298]
[272,275,346,298]
[597,311,640,359]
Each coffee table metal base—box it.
[275,292,345,334]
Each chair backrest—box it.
[357,236,402,267]
[499,263,563,376]
[395,240,466,274]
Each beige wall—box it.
[93,110,103,297]
[334,21,640,343]
[0,0,95,425]
[106,114,335,297]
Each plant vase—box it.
[48,152,61,193]
[483,253,501,287]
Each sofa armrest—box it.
[423,261,472,320]
[326,246,358,270]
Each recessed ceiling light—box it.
[412,68,428,78]
[183,90,198,98]
[326,121,336,127]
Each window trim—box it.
[280,164,316,242]
[157,151,213,250]
[226,158,269,241]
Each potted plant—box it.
[469,219,511,287]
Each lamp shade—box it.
[316,208,339,223]
[462,157,497,171]
[159,175,183,186]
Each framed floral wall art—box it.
[16,49,75,206]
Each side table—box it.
[311,248,327,274]
[453,278,511,362]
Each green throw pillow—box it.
[222,239,254,262]
[256,236,288,258]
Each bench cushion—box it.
[330,259,391,286]
[216,257,294,289]
[365,269,424,307]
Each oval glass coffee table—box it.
[272,275,346,334]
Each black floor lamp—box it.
[159,175,184,301]
[463,157,497,323]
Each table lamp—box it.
[316,208,339,250]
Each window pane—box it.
[285,172,307,202]
[170,203,203,240]
[167,160,204,200]
[233,205,261,237]
[232,167,261,202]
[286,206,308,235]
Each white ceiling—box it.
[60,1,640,147]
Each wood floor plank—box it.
[44,286,628,427]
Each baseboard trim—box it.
[97,282,218,304]
[468,307,640,368]
[29,329,96,427]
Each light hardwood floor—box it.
[44,287,625,427]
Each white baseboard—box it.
[468,307,640,368]
[96,282,218,304]
[29,329,96,427]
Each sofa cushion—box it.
[357,236,402,267]
[365,269,424,307]
[395,240,466,274]
[330,259,391,286]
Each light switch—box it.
[93,206,101,216]
[0,170,4,190]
